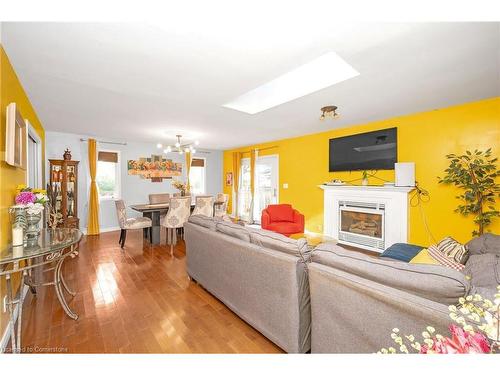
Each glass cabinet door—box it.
[66,164,76,218]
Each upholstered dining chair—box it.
[148,193,170,204]
[161,196,191,256]
[214,193,229,218]
[115,200,153,248]
[192,195,214,217]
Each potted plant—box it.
[172,180,188,196]
[438,149,499,236]
[361,170,369,186]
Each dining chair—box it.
[160,196,191,256]
[214,193,229,218]
[148,193,170,204]
[192,195,214,217]
[115,200,153,248]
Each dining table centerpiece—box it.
[172,180,188,196]
[12,185,49,244]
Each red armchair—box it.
[261,204,305,237]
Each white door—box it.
[237,155,279,223]
[253,155,279,223]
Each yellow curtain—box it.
[232,152,241,216]
[87,139,100,235]
[249,149,257,223]
[185,152,192,193]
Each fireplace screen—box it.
[340,209,383,239]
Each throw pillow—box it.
[436,236,469,264]
[267,204,294,222]
[380,243,424,262]
[427,245,465,271]
[409,248,441,265]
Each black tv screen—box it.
[329,127,397,172]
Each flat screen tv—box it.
[329,127,397,172]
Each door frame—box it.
[235,153,279,220]
[26,120,43,189]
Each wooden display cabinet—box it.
[49,159,80,228]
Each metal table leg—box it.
[53,246,78,320]
[5,274,17,353]
[150,211,161,245]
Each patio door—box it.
[237,155,279,223]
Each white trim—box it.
[26,121,43,189]
[0,285,29,353]
[81,226,121,235]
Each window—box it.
[189,158,206,195]
[96,151,120,199]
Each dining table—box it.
[130,198,223,245]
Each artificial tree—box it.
[438,148,499,236]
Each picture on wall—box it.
[5,102,27,169]
[225,172,233,186]
[127,154,183,182]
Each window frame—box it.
[189,156,207,195]
[96,149,121,201]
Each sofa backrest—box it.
[312,243,470,305]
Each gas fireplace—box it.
[338,201,385,251]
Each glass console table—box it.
[0,228,82,353]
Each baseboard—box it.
[0,284,29,353]
[81,226,120,235]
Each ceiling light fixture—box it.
[320,105,339,121]
[222,52,359,114]
[161,135,198,154]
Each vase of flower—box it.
[14,185,49,245]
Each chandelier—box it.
[156,135,199,154]
[320,105,339,121]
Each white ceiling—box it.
[1,22,499,150]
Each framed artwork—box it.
[5,103,27,169]
[127,154,183,182]
[225,172,233,186]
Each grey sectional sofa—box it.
[185,214,499,354]
[184,215,312,353]
[308,234,500,353]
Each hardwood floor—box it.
[20,230,283,353]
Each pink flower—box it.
[15,191,36,205]
[420,325,490,354]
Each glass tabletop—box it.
[0,228,83,266]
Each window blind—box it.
[98,151,118,163]
[191,158,204,167]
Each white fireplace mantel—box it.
[319,184,414,252]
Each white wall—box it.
[45,131,223,231]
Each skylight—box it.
[222,52,359,114]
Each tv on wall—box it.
[329,127,397,172]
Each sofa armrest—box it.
[293,210,304,228]
[261,209,271,228]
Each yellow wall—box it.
[0,45,46,339]
[223,97,500,245]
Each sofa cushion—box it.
[265,222,304,235]
[466,233,500,256]
[267,204,294,222]
[409,248,440,265]
[313,242,470,305]
[216,221,250,242]
[436,236,469,264]
[463,253,500,300]
[380,243,424,262]
[188,215,218,231]
[249,228,310,260]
